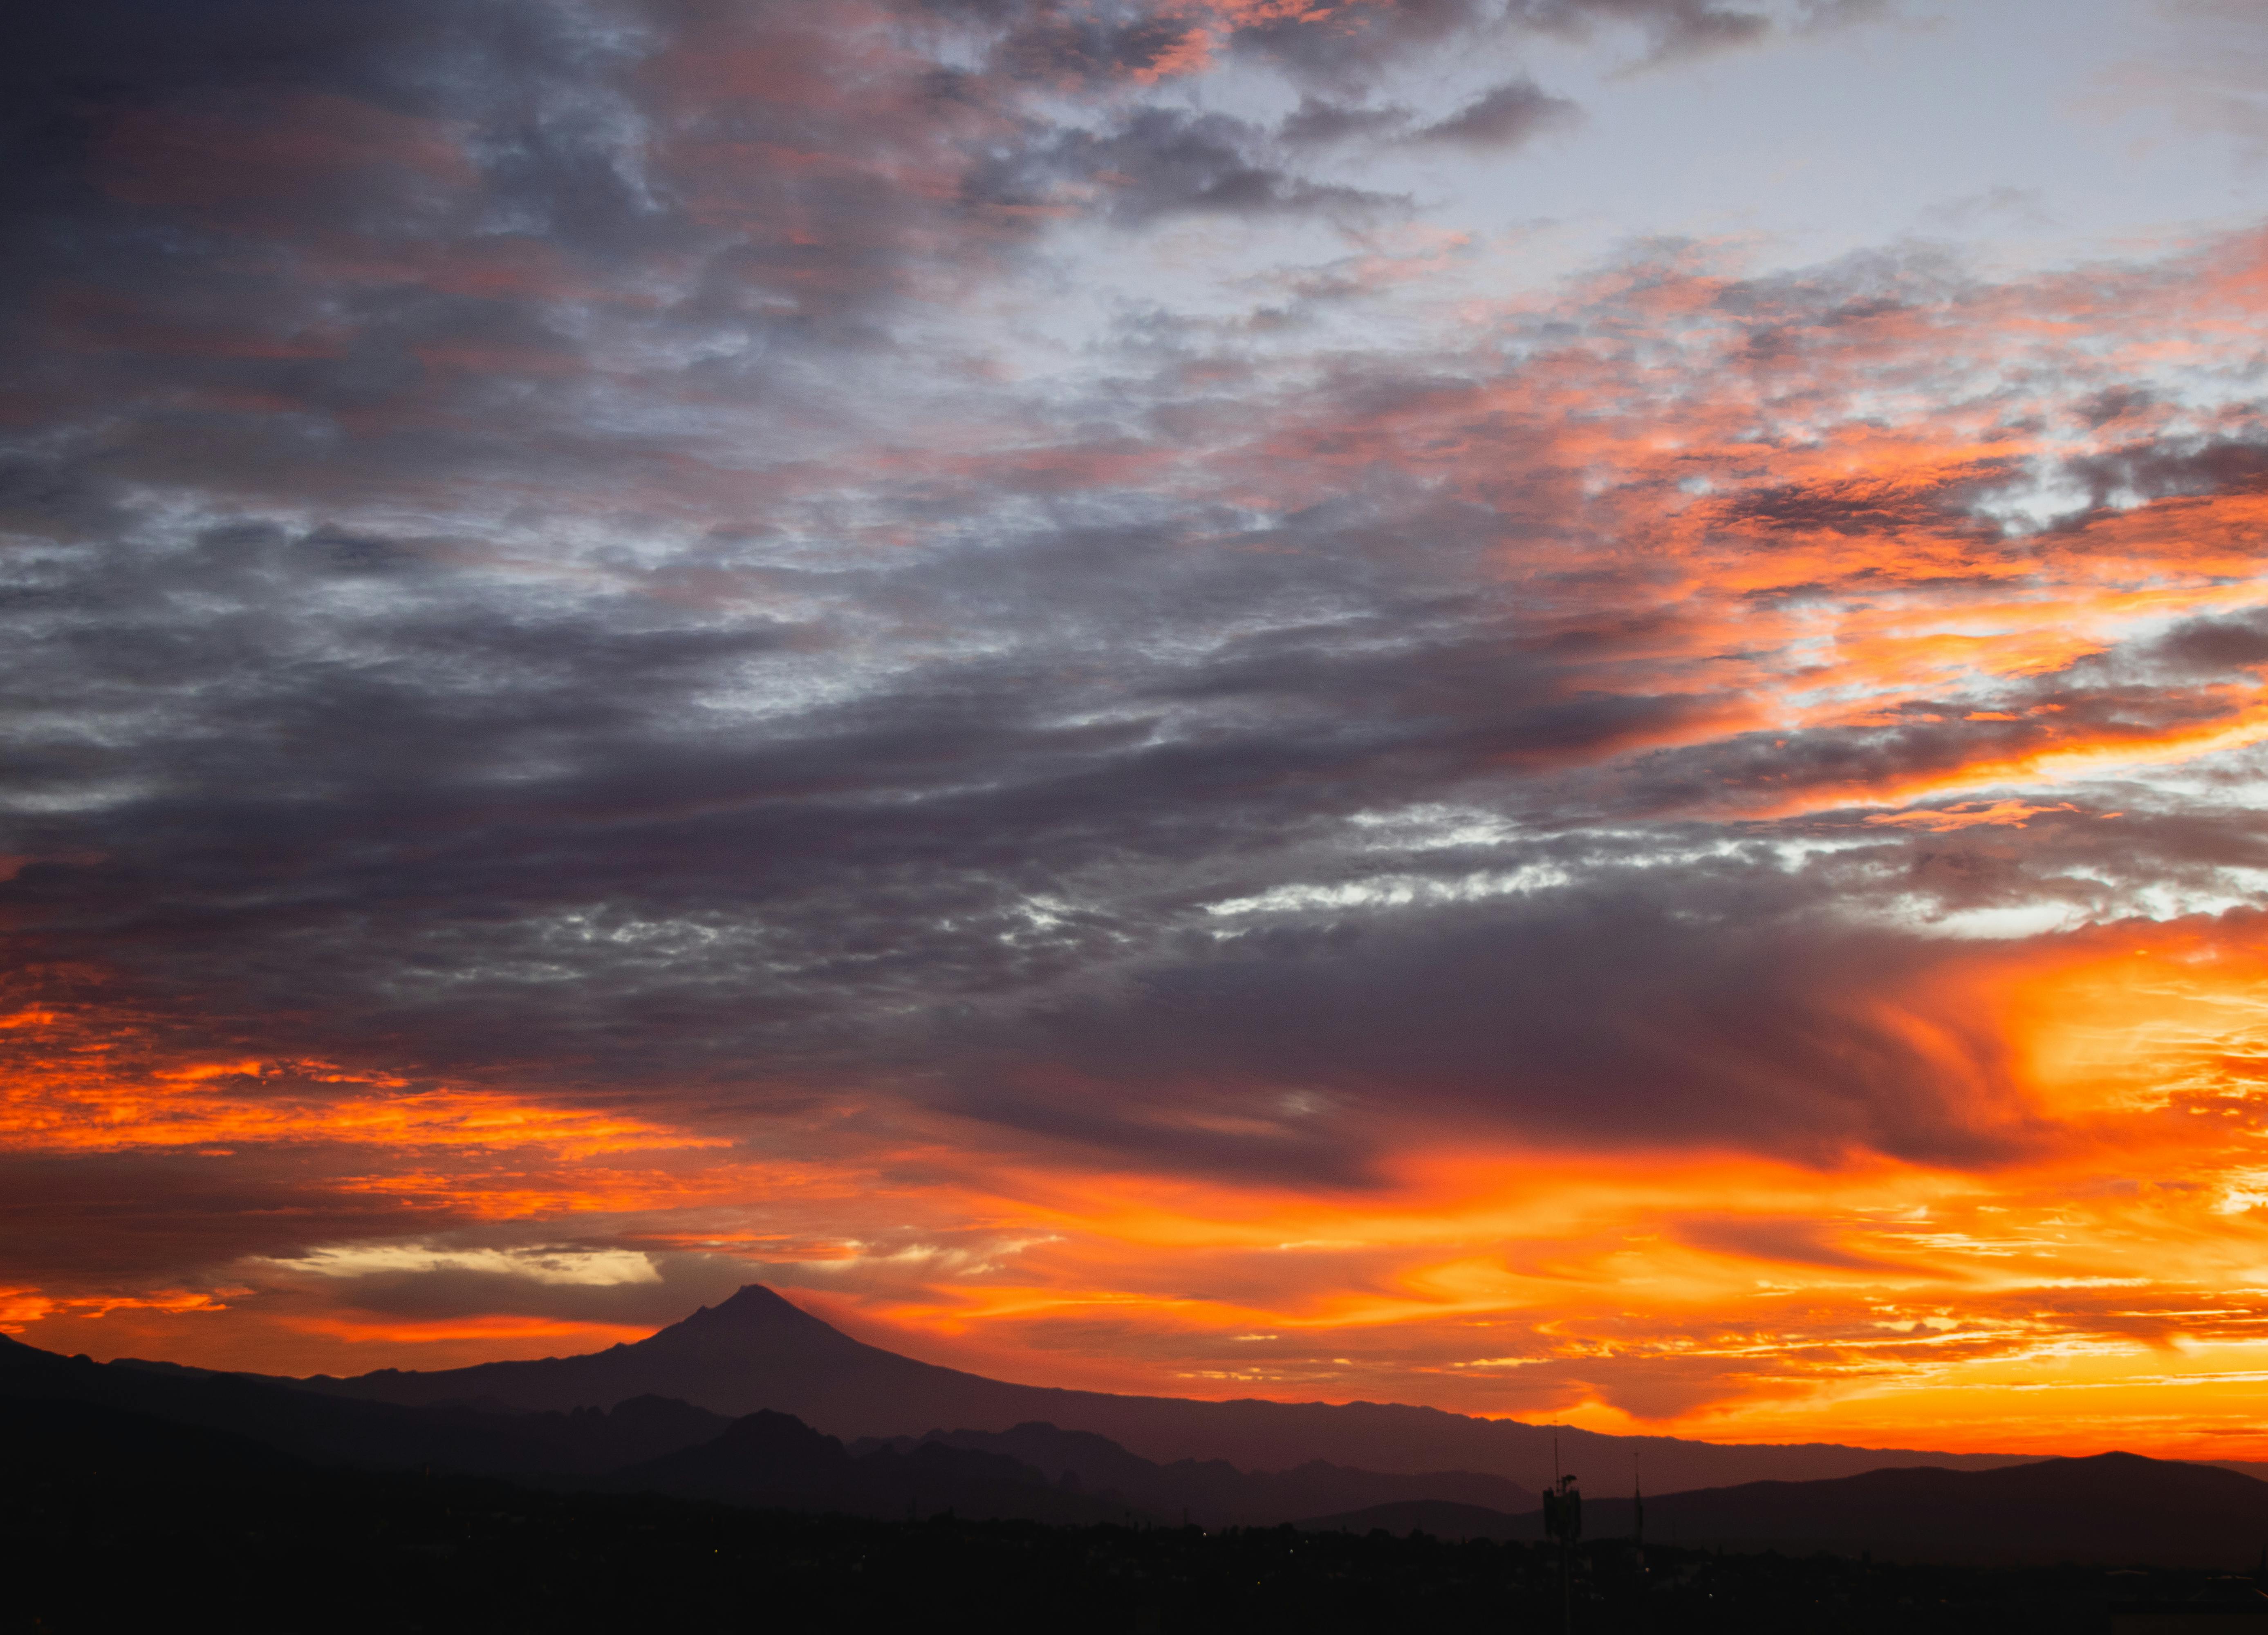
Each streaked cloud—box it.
[261,1243,663,1286]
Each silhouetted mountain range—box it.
[6,1391,305,1485]
[1298,1452,2268,1568]
[599,1407,1139,1524]
[0,1330,733,1475]
[26,1393,2186,1635]
[289,1283,2035,1493]
[0,1328,1520,1527]
[14,1313,2268,1569]
[849,1420,1536,1526]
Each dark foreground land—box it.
[10,1362,2268,1631]
[6,1417,2255,1635]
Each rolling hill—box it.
[1300,1452,2268,1568]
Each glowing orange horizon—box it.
[11,909,2268,1458]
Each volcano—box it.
[300,1283,2033,1493]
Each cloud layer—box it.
[7,0,2268,1456]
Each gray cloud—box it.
[1277,96,1415,148]
[1503,0,1774,64]
[2152,609,2268,675]
[944,875,2042,1179]
[1410,78,1582,149]
[930,0,1858,93]
[972,107,1406,226]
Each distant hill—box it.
[0,1334,1505,1527]
[1297,1452,2268,1568]
[4,1392,307,1485]
[1295,1498,1530,1542]
[0,1331,732,1474]
[853,1420,1536,1528]
[606,1408,1147,1525]
[1602,1452,2268,1566]
[296,1282,2035,1493]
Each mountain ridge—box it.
[849,1420,1538,1525]
[19,1322,2268,1567]
[294,1282,2041,1494]
[1,1329,1539,1527]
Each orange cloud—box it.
[277,1311,654,1349]
[0,1285,233,1334]
[0,1003,722,1160]
[20,916,2268,1456]
[1864,801,2082,832]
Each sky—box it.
[7,0,2268,1462]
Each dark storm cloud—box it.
[0,374,2038,1187]
[943,868,2035,1178]
[0,453,132,544]
[0,0,1085,522]
[2057,432,2268,513]
[0,489,1730,1102]
[1710,464,2019,538]
[2070,385,2159,429]
[2152,609,2268,675]
[2,0,661,270]
[1,11,620,519]
[8,385,2257,1205]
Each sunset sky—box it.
[9,0,2268,1462]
